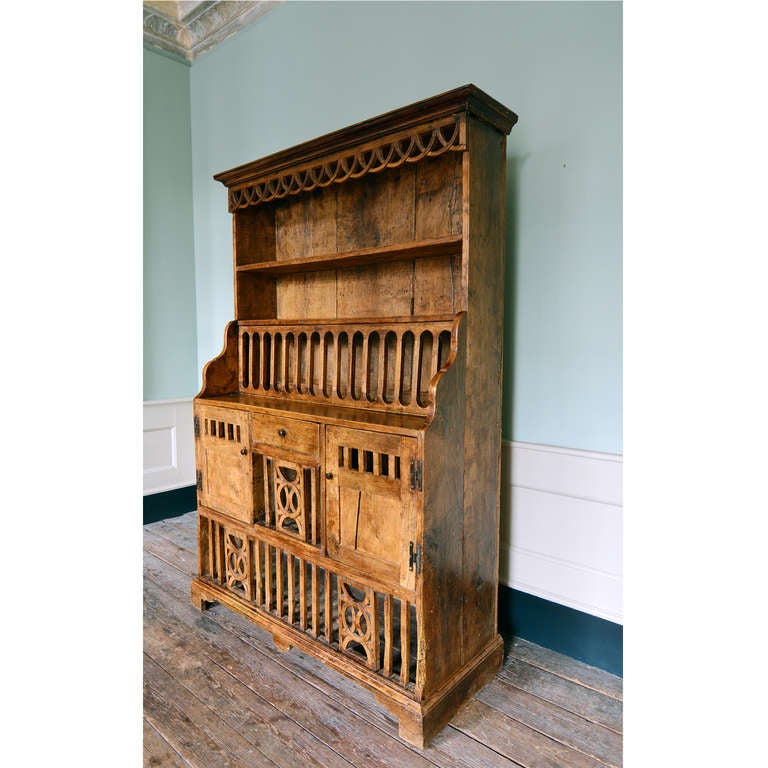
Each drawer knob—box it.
[278,429,287,437]
[240,448,248,456]
[325,472,333,480]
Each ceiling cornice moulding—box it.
[143,1,282,63]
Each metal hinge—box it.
[196,469,203,492]
[409,541,422,575]
[409,459,423,492]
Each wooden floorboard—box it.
[144,512,622,768]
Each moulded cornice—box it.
[143,1,281,63]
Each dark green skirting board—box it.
[498,585,623,677]
[143,488,622,676]
[143,485,197,525]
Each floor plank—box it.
[451,700,608,768]
[498,659,622,733]
[144,570,438,768]
[144,513,623,767]
[504,637,623,701]
[143,718,191,768]
[145,548,520,768]
[145,655,276,768]
[475,678,621,767]
[145,520,523,767]
[144,587,355,768]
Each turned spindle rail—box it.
[237,317,456,414]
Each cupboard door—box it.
[195,406,254,524]
[325,426,418,590]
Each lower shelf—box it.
[193,505,506,747]
[197,511,418,690]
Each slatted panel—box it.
[197,512,419,689]
[237,318,457,414]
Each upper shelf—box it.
[235,234,462,275]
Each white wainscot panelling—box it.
[499,441,623,624]
[144,399,195,495]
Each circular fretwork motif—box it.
[225,534,248,589]
[275,463,305,538]
[343,604,369,641]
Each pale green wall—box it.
[143,48,198,400]
[188,1,622,453]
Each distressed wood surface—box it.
[144,513,622,767]
[189,85,613,750]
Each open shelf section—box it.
[235,234,462,275]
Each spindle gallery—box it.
[191,85,518,747]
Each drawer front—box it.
[251,413,320,457]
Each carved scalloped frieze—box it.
[228,116,466,211]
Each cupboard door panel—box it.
[325,426,417,589]
[195,406,254,524]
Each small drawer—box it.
[251,413,319,456]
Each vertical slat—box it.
[299,559,307,630]
[310,468,318,546]
[410,332,421,408]
[293,328,304,392]
[245,539,254,601]
[361,333,370,401]
[321,333,329,397]
[239,331,247,389]
[269,333,276,391]
[285,332,292,393]
[383,594,393,677]
[324,570,332,642]
[346,331,354,399]
[264,545,272,612]
[207,518,216,580]
[335,331,343,400]
[263,457,272,527]
[254,539,263,606]
[400,599,410,686]
[369,593,380,671]
[377,328,387,402]
[261,333,268,389]
[276,549,284,617]
[373,451,381,476]
[286,554,295,624]
[393,332,404,405]
[197,514,207,578]
[311,563,319,637]
[252,333,258,390]
[430,328,440,376]
[217,523,226,585]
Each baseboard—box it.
[498,584,622,677]
[143,485,197,525]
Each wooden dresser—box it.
[191,84,518,747]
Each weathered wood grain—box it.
[145,541,521,768]
[499,658,623,734]
[451,699,608,768]
[145,514,622,767]
[504,637,623,702]
[144,589,355,768]
[475,678,622,767]
[145,568,437,768]
[143,718,190,768]
[144,654,279,768]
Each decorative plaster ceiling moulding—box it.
[143,1,282,63]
